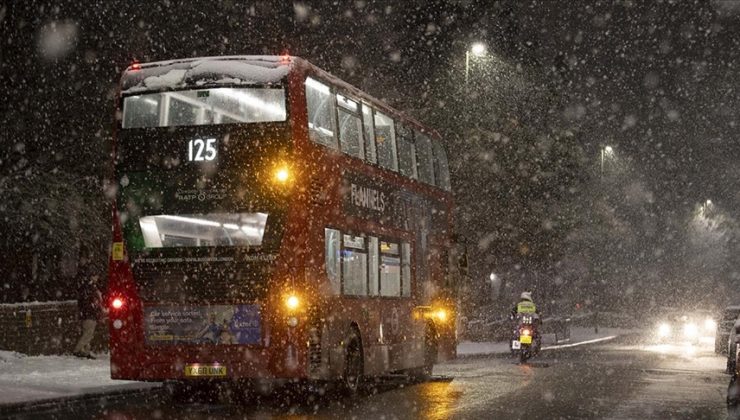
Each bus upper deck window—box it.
[374,112,397,172]
[121,87,286,129]
[306,78,337,149]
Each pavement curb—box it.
[0,385,163,417]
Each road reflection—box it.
[417,380,463,420]
[94,375,462,420]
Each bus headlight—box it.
[436,309,448,322]
[657,322,671,337]
[285,294,300,311]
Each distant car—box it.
[727,321,740,417]
[718,306,740,354]
[728,317,740,374]
[655,311,716,343]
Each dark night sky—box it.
[2,0,739,304]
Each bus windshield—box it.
[122,86,286,129]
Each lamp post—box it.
[465,42,487,86]
[600,145,613,177]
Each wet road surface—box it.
[14,334,729,419]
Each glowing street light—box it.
[465,42,487,86]
[471,43,486,56]
[600,145,614,177]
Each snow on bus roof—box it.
[121,55,292,94]
[120,55,441,138]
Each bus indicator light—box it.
[274,167,290,183]
[285,295,300,311]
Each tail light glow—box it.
[111,297,124,310]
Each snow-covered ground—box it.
[0,327,629,409]
[0,351,158,407]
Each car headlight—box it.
[704,318,717,331]
[684,323,698,338]
[658,323,671,337]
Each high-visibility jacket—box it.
[516,300,537,314]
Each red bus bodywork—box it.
[108,56,457,384]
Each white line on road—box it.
[542,335,618,351]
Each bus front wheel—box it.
[410,325,438,381]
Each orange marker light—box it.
[285,295,300,311]
[274,167,290,183]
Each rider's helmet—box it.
[520,291,533,301]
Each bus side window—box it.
[324,228,341,294]
[379,241,401,296]
[306,78,337,149]
[374,111,398,171]
[396,125,417,179]
[342,234,368,296]
[432,139,451,191]
[414,132,435,185]
[368,236,379,295]
[401,242,412,297]
[362,104,377,164]
[336,93,364,159]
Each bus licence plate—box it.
[184,364,227,377]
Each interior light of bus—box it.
[274,167,290,183]
[159,214,221,227]
[285,295,300,311]
[111,298,124,310]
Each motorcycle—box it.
[511,314,541,363]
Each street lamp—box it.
[465,42,487,86]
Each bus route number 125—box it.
[188,138,217,162]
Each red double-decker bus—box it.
[107,55,462,395]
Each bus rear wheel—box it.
[341,331,363,395]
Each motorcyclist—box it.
[510,291,542,361]
[511,291,538,319]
